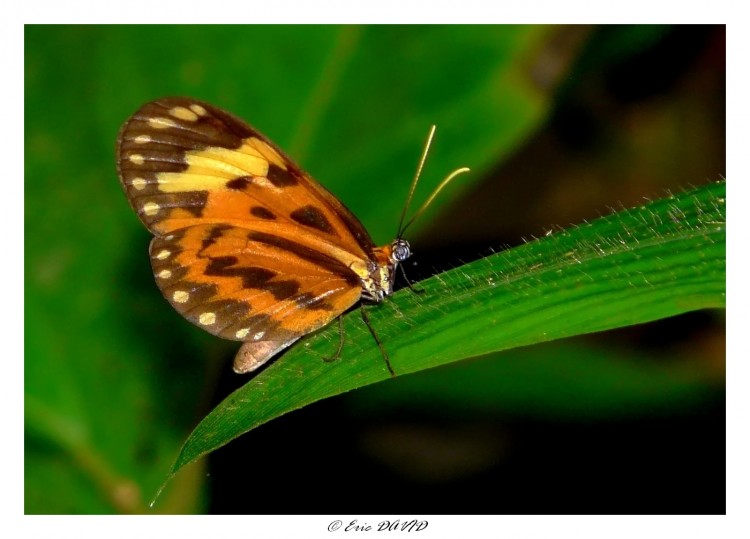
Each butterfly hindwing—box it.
[149,224,363,372]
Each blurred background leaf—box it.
[25,24,725,514]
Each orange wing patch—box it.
[117,97,405,374]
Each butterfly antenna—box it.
[397,125,436,238]
[400,166,471,237]
[397,126,470,238]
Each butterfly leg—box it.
[360,305,396,377]
[321,316,345,364]
[398,263,425,296]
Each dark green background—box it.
[25,25,725,514]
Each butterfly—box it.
[116,97,468,376]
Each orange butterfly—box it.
[116,98,467,375]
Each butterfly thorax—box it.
[360,239,411,302]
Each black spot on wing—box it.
[199,225,232,253]
[266,164,298,187]
[204,255,239,274]
[226,176,252,190]
[205,257,275,287]
[178,191,210,218]
[203,256,302,302]
[290,205,337,236]
[264,280,300,301]
[250,206,276,220]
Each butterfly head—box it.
[390,238,412,264]
[363,239,412,302]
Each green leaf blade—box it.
[168,181,725,480]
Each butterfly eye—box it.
[391,239,411,263]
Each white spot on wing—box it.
[190,104,207,116]
[148,117,177,129]
[143,201,160,216]
[235,328,250,339]
[170,106,199,122]
[131,177,147,190]
[199,312,216,325]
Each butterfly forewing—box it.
[116,97,383,372]
[117,98,374,253]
